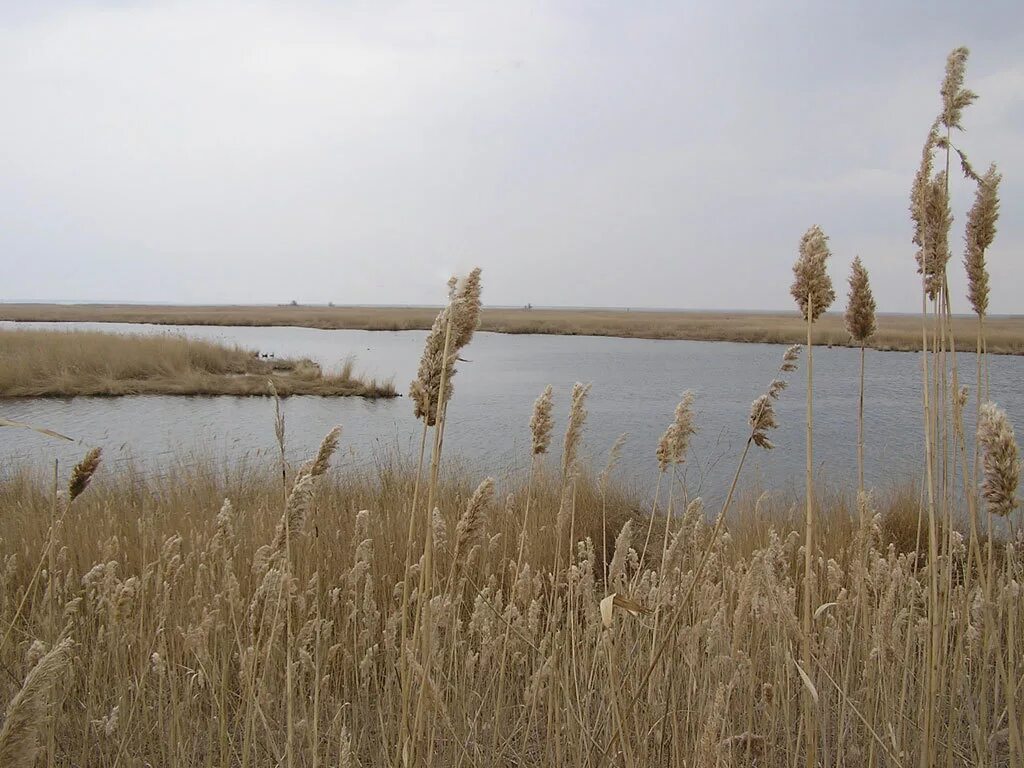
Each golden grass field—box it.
[4,302,1024,354]
[0,329,396,398]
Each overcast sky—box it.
[1,1,1021,312]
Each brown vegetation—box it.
[0,424,1017,765]
[4,302,1024,353]
[0,329,396,398]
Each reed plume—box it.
[264,473,316,565]
[781,344,801,372]
[656,391,696,472]
[453,477,495,564]
[977,402,1020,517]
[450,267,483,350]
[921,171,953,301]
[599,432,628,495]
[68,447,102,502]
[845,257,876,343]
[749,395,778,450]
[410,269,484,426]
[410,306,453,426]
[964,164,1001,318]
[790,225,836,323]
[262,427,340,565]
[530,385,554,456]
[0,637,74,767]
[846,257,876,492]
[939,46,977,132]
[910,127,942,299]
[308,426,342,478]
[561,383,591,478]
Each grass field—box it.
[4,302,1024,354]
[0,328,396,398]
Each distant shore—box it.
[3,303,1023,354]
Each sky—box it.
[1,1,1021,313]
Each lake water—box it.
[3,321,1023,505]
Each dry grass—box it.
[5,303,1024,353]
[0,450,1017,766]
[0,329,396,398]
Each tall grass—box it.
[0,46,1021,768]
[0,444,1018,765]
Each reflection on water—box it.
[3,320,1023,505]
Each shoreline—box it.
[3,302,1024,354]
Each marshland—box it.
[1,29,1023,768]
[5,303,1024,354]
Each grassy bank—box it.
[5,302,1024,354]
[0,329,396,398]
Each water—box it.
[3,321,1023,505]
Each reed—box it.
[791,223,836,768]
[0,638,74,768]
[845,256,877,494]
[0,437,1018,765]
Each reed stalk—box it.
[791,224,836,767]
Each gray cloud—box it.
[2,1,1021,312]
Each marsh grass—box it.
[0,329,395,398]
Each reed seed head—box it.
[308,426,342,478]
[454,477,495,562]
[791,225,836,323]
[561,382,591,478]
[917,171,952,301]
[911,126,938,249]
[266,472,317,562]
[977,402,1020,517]
[940,46,977,132]
[599,432,628,494]
[844,256,877,343]
[964,164,1001,318]
[0,637,75,767]
[411,305,453,426]
[656,425,678,471]
[608,519,633,589]
[749,394,778,450]
[780,345,802,373]
[68,447,102,501]
[530,385,554,456]
[768,379,787,400]
[450,267,483,351]
[656,391,697,472]
[410,269,484,426]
